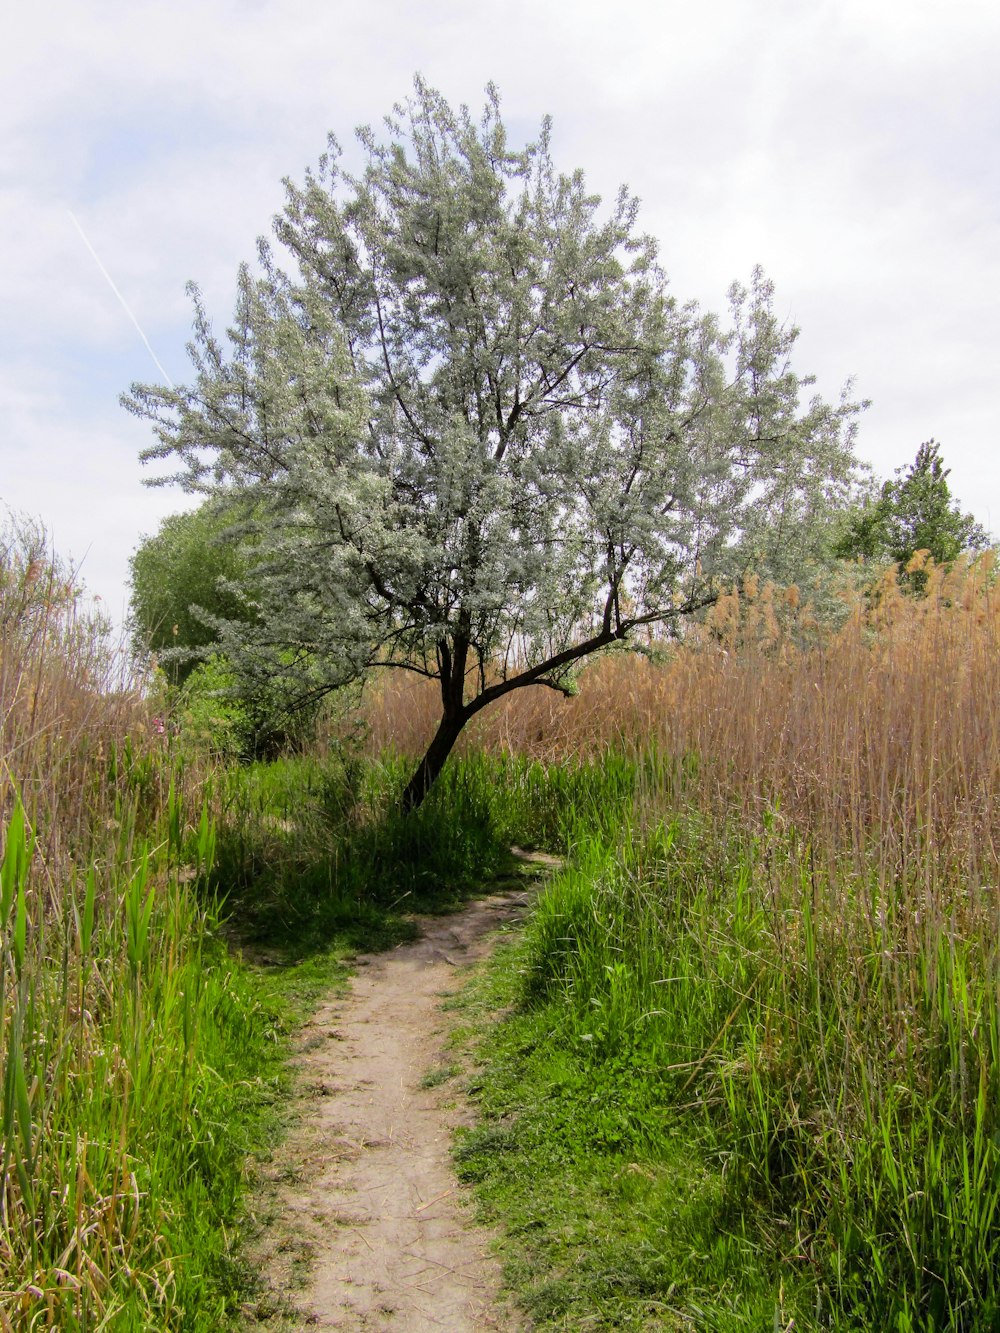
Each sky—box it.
[2,0,998,623]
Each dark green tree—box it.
[130,505,318,758]
[834,440,989,574]
[128,502,253,684]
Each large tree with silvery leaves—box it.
[125,78,863,809]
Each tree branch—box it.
[464,590,717,718]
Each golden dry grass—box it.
[0,520,156,868]
[356,554,999,887]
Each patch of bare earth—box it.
[245,873,548,1330]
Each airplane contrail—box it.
[68,209,175,388]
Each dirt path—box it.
[248,881,539,1330]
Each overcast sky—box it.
[2,0,997,622]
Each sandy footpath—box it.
[247,883,537,1330]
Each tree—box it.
[834,440,989,575]
[129,502,254,683]
[124,79,863,809]
[130,503,320,756]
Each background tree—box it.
[125,79,863,809]
[129,502,253,684]
[130,504,317,756]
[834,440,989,576]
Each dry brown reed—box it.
[0,518,160,875]
[356,554,999,888]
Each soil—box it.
[245,866,551,1330]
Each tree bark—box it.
[401,709,468,812]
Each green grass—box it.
[419,1062,462,1090]
[453,776,1000,1331]
[210,749,640,951]
[453,929,787,1330]
[0,786,297,1329]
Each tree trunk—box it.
[401,710,467,812]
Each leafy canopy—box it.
[834,440,989,573]
[125,78,864,806]
[129,503,254,684]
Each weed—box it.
[419,1063,461,1090]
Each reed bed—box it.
[0,519,270,1330]
[0,519,153,865]
[360,553,999,890]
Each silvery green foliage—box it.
[125,79,864,802]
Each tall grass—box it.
[439,555,1000,1328]
[518,816,1000,1326]
[0,519,281,1329]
